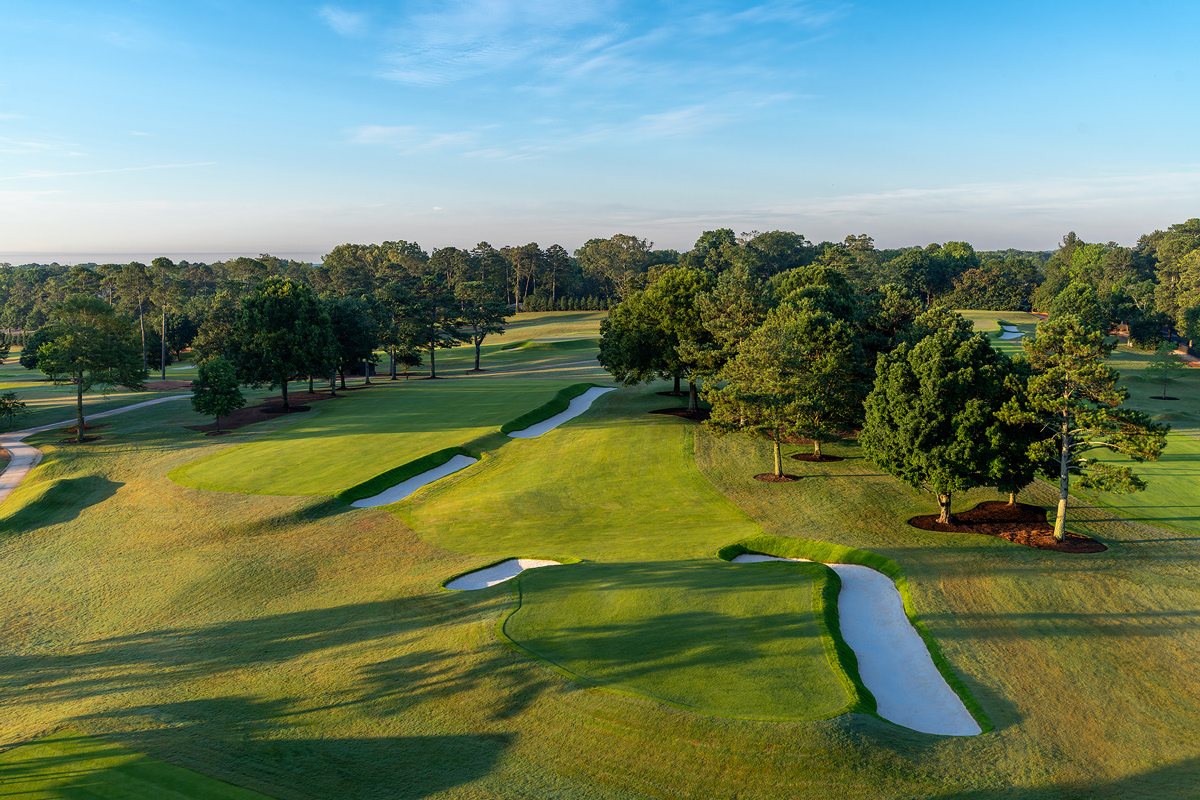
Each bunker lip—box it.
[444,558,561,590]
[507,386,615,438]
[350,454,479,508]
[731,553,982,737]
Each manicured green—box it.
[500,558,852,721]
[169,378,581,496]
[0,730,271,799]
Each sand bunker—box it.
[731,554,980,736]
[999,331,1025,340]
[507,387,615,438]
[350,454,478,508]
[444,558,560,590]
[0,395,190,507]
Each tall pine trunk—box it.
[474,334,482,371]
[138,301,147,372]
[1054,413,1071,542]
[160,306,167,380]
[687,380,697,413]
[390,347,397,380]
[280,378,289,411]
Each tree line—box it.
[598,255,1171,541]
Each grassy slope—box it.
[401,387,850,721]
[3,310,1199,798]
[0,730,271,799]
[169,378,578,496]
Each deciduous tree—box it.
[190,356,245,433]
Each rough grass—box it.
[0,729,271,798]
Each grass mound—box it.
[498,382,603,435]
[499,558,854,721]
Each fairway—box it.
[2,312,1200,799]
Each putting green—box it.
[169,378,580,496]
[0,730,270,799]
[502,559,851,720]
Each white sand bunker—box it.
[507,387,615,438]
[732,554,981,736]
[444,558,560,590]
[350,454,478,508]
[998,325,1025,340]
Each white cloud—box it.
[346,125,477,153]
[0,113,26,120]
[319,5,368,37]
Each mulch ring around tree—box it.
[754,473,802,483]
[185,389,341,434]
[791,453,844,462]
[909,501,1108,554]
[62,423,109,434]
[59,436,103,444]
[649,407,711,421]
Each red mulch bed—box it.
[754,473,801,482]
[61,423,109,434]
[791,453,844,462]
[909,501,1108,553]
[145,380,192,390]
[186,389,342,433]
[650,407,711,421]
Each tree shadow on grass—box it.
[0,476,123,534]
[60,696,514,800]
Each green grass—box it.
[0,730,271,799]
[498,381,601,434]
[499,559,852,721]
[4,307,1200,799]
[168,378,586,497]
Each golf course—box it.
[1,310,1198,799]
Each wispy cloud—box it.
[319,5,368,37]
[0,113,26,120]
[346,125,477,153]
[0,162,216,182]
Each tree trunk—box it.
[813,440,822,458]
[160,306,167,380]
[363,360,371,385]
[329,375,337,397]
[1008,491,1017,506]
[138,302,147,372]
[474,335,482,371]
[672,375,681,394]
[1054,415,1071,542]
[687,380,697,413]
[390,347,397,380]
[215,415,221,433]
[936,493,952,525]
[75,381,85,443]
[339,370,346,390]
[773,431,782,477]
[281,378,289,411]
[309,376,314,393]
[429,342,437,378]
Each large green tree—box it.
[860,318,1009,523]
[413,277,468,378]
[999,315,1169,541]
[190,356,245,433]
[36,295,147,442]
[326,296,381,389]
[456,281,510,371]
[706,307,864,476]
[227,277,334,411]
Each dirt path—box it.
[0,396,190,508]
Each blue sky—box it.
[1,0,1197,263]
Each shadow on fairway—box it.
[0,476,123,534]
[8,720,512,800]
